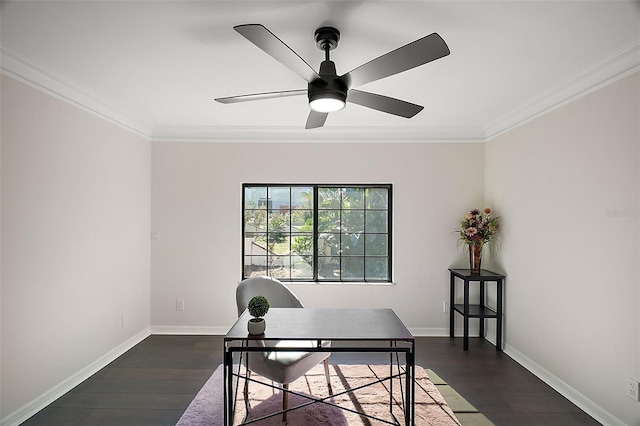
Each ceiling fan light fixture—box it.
[308,78,347,113]
[309,94,346,113]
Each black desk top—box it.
[225,308,413,341]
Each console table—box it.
[449,268,505,351]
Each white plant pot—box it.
[248,318,266,335]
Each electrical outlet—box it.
[443,301,449,313]
[176,299,185,311]
[627,377,639,401]
[121,311,128,327]
[151,230,160,242]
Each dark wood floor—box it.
[21,335,600,426]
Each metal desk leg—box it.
[389,342,394,417]
[405,349,414,425]
[411,342,415,425]
[224,345,231,426]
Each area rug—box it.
[176,363,461,425]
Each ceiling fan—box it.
[215,24,450,129]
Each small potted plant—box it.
[247,295,269,335]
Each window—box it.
[243,184,392,283]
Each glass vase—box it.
[469,245,482,274]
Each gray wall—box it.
[1,76,152,421]
[150,141,485,334]
[486,72,639,426]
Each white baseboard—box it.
[409,327,483,337]
[503,342,626,426]
[150,325,230,335]
[409,327,449,337]
[0,328,151,426]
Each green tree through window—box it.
[243,184,392,283]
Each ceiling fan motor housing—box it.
[308,60,348,107]
[308,77,347,106]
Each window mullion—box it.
[266,186,271,277]
[363,188,367,282]
[313,185,319,281]
[288,186,292,279]
[339,187,343,282]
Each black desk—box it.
[223,308,415,425]
[449,268,505,351]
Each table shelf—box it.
[452,304,498,318]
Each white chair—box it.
[236,276,332,421]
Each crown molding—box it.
[151,125,486,143]
[484,38,640,141]
[0,45,152,139]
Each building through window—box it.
[243,184,392,283]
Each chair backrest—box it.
[236,276,304,317]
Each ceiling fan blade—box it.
[215,89,307,104]
[341,33,450,88]
[305,110,328,129]
[234,24,320,83]
[348,89,424,118]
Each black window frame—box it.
[242,183,393,283]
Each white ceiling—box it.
[1,0,638,141]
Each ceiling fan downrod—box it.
[308,26,347,112]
